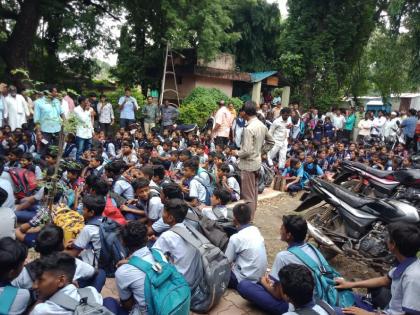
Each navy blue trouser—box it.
[103,297,129,315]
[78,269,107,293]
[237,280,288,315]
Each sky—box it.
[97,0,288,66]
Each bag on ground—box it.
[52,204,85,246]
[129,248,191,315]
[8,167,37,199]
[171,225,230,313]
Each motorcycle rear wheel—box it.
[304,206,339,261]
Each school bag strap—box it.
[0,285,19,315]
[288,244,326,277]
[171,225,209,250]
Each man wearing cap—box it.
[4,85,30,131]
[0,83,7,127]
[34,87,64,144]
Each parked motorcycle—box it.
[295,177,420,272]
[334,160,420,206]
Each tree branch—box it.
[82,0,120,21]
[0,6,19,20]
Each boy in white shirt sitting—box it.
[30,253,104,315]
[225,203,267,289]
[202,187,231,221]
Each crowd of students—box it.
[0,86,418,315]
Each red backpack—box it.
[8,168,38,199]
[103,195,127,226]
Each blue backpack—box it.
[88,217,127,277]
[0,286,18,315]
[288,244,355,308]
[129,249,191,315]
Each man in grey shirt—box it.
[160,100,179,131]
[142,96,159,134]
[237,100,274,219]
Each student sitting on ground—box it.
[152,198,203,289]
[0,237,31,315]
[66,195,106,267]
[225,203,267,290]
[218,163,240,201]
[29,253,104,315]
[103,221,167,315]
[202,187,231,220]
[279,264,335,315]
[237,215,329,315]
[336,222,420,315]
[13,224,106,293]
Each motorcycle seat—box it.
[393,169,420,187]
[320,178,373,208]
[348,161,393,179]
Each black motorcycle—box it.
[334,160,420,207]
[295,177,420,272]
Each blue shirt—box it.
[34,97,63,133]
[118,96,137,120]
[401,116,417,138]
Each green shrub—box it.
[179,87,243,126]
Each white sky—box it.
[97,0,288,66]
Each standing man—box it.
[237,101,274,219]
[401,109,418,151]
[269,107,291,170]
[0,83,7,127]
[97,94,114,137]
[160,99,179,131]
[34,87,64,144]
[142,96,159,134]
[212,100,232,146]
[74,96,93,162]
[332,108,346,141]
[4,85,30,131]
[343,108,355,142]
[353,106,365,142]
[118,87,138,129]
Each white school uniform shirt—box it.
[30,284,102,315]
[227,176,240,200]
[73,105,93,139]
[284,304,330,315]
[73,222,101,267]
[189,177,207,204]
[115,247,166,315]
[12,258,95,289]
[385,258,420,315]
[152,223,202,287]
[0,286,30,315]
[139,195,163,221]
[225,225,268,283]
[202,205,228,221]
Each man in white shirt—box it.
[4,85,30,131]
[332,109,346,140]
[212,100,232,146]
[269,108,291,169]
[371,111,387,137]
[74,96,93,162]
[0,83,7,127]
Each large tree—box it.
[278,0,381,109]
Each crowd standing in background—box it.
[0,82,419,315]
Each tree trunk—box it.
[0,0,42,88]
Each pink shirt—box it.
[213,106,232,138]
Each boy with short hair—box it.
[0,237,30,315]
[202,186,231,220]
[103,221,167,315]
[30,253,104,315]
[67,195,106,267]
[153,198,203,288]
[336,222,420,315]
[181,159,208,207]
[218,163,240,201]
[20,152,43,179]
[225,203,267,289]
[279,264,335,315]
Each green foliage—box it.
[224,0,282,72]
[179,87,242,126]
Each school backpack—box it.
[288,243,355,308]
[52,204,85,246]
[103,195,126,226]
[49,287,113,315]
[129,248,191,315]
[171,225,230,313]
[193,175,214,206]
[88,217,127,277]
[295,298,336,315]
[0,286,18,315]
[8,167,37,199]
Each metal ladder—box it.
[159,41,180,107]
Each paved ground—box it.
[102,189,379,314]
